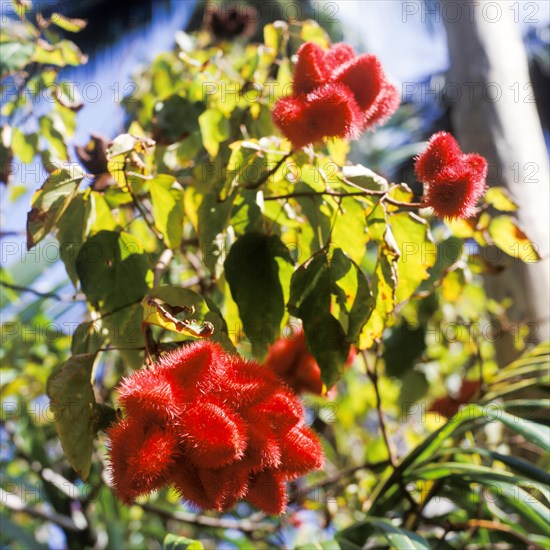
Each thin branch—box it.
[243,150,294,190]
[263,189,423,210]
[0,281,63,301]
[153,248,174,287]
[1,489,84,532]
[264,190,371,201]
[96,346,146,353]
[125,169,167,247]
[138,502,276,533]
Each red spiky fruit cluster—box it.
[415,132,488,219]
[272,42,400,149]
[106,341,323,514]
[265,326,356,395]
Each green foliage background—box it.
[1,4,548,549]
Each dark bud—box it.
[204,4,257,41]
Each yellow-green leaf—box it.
[199,109,229,157]
[299,20,329,48]
[49,13,87,33]
[485,187,518,212]
[144,286,234,350]
[390,212,437,303]
[142,295,214,338]
[489,216,541,263]
[149,174,184,249]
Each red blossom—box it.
[107,340,324,514]
[272,41,400,149]
[415,132,488,219]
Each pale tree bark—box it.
[442,0,550,362]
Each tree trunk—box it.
[442,0,549,363]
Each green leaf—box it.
[425,237,463,287]
[482,408,549,453]
[197,190,236,277]
[329,248,374,342]
[489,216,541,262]
[383,321,426,377]
[163,534,204,550]
[297,543,341,550]
[491,482,550,536]
[152,94,205,144]
[27,163,86,248]
[11,128,38,163]
[336,517,430,550]
[46,353,98,479]
[0,40,34,77]
[299,20,329,48]
[225,233,293,356]
[485,187,518,211]
[57,192,93,285]
[33,39,87,67]
[407,461,548,488]
[370,403,550,514]
[264,21,288,55]
[288,249,350,387]
[198,108,229,157]
[427,447,550,486]
[75,230,150,313]
[149,174,184,249]
[331,196,369,264]
[341,164,388,192]
[142,295,214,339]
[389,212,437,303]
[358,253,396,349]
[39,114,68,159]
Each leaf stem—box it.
[243,150,294,190]
[264,189,423,210]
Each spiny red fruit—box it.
[415,132,488,219]
[265,326,355,395]
[272,84,360,150]
[414,132,462,184]
[293,42,330,95]
[272,41,399,149]
[107,419,180,504]
[106,340,324,514]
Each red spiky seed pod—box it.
[107,340,324,514]
[415,132,488,219]
[273,41,400,148]
[272,83,360,149]
[265,326,355,395]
